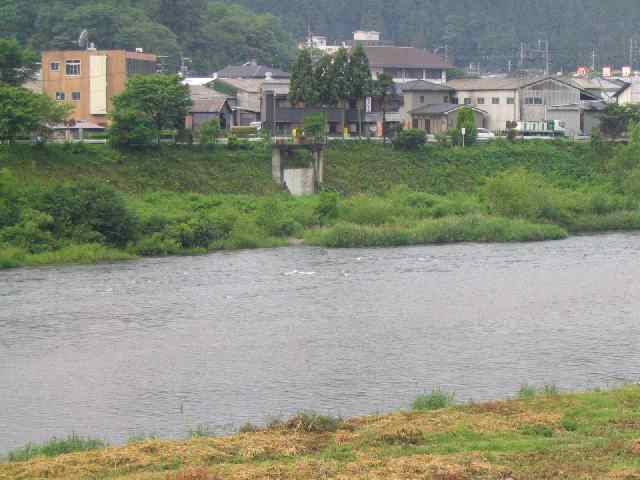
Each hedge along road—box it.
[1,232,640,453]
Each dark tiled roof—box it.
[217,61,289,79]
[400,80,453,92]
[364,46,451,69]
[189,85,229,113]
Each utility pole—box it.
[444,44,449,65]
[545,39,550,75]
[520,42,526,68]
[591,48,597,73]
[630,38,635,71]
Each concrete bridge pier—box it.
[271,144,325,196]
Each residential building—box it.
[401,80,487,133]
[364,45,450,84]
[213,76,290,126]
[186,85,233,132]
[42,49,157,126]
[614,77,640,105]
[446,77,523,132]
[261,91,365,136]
[445,76,602,136]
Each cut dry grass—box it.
[3,386,640,479]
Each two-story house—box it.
[364,46,451,84]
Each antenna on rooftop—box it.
[78,30,89,50]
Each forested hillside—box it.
[2,1,640,74]
[233,0,640,72]
[0,0,294,74]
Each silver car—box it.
[476,128,496,142]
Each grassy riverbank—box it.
[3,385,640,479]
[2,138,640,268]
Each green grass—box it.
[412,389,456,411]
[0,143,278,195]
[2,141,640,268]
[7,434,106,462]
[305,216,568,248]
[0,244,135,269]
[518,384,560,400]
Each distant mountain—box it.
[229,0,640,72]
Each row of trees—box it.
[289,45,394,138]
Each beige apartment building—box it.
[42,49,157,126]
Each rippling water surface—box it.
[2,234,640,452]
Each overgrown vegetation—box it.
[7,434,106,462]
[412,389,455,411]
[2,131,640,269]
[4,386,640,479]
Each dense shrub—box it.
[37,180,137,247]
[0,169,20,229]
[482,169,576,224]
[393,129,426,151]
[0,209,55,253]
[315,192,340,225]
[255,197,301,237]
[283,411,344,433]
[341,195,403,225]
[166,211,235,249]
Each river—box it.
[1,233,640,453]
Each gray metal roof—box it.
[363,46,451,69]
[400,80,454,92]
[217,60,289,79]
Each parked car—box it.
[476,128,496,142]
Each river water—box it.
[1,234,640,453]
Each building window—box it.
[50,62,60,72]
[492,97,500,105]
[71,92,81,102]
[444,96,449,103]
[507,97,515,105]
[65,60,81,76]
[464,98,472,105]
[412,118,419,129]
[451,97,459,104]
[127,59,157,76]
[419,95,425,104]
[55,92,65,101]
[525,96,544,105]
[477,97,485,105]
